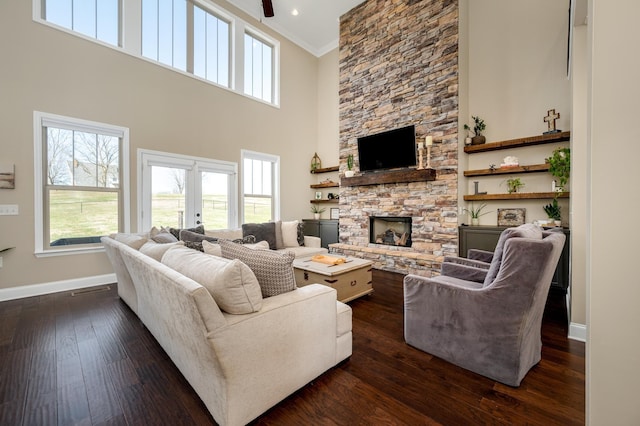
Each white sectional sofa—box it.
[102,235,351,426]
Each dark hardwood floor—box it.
[0,270,585,425]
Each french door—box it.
[138,150,238,231]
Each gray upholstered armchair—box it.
[403,224,566,386]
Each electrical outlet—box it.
[0,205,18,215]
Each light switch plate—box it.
[0,205,18,215]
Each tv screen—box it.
[357,125,417,172]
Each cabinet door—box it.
[303,220,320,237]
[319,220,339,248]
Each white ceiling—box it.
[226,0,366,57]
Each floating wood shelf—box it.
[310,199,339,204]
[464,163,550,177]
[463,131,570,154]
[463,192,570,201]
[310,166,339,174]
[310,182,339,188]
[341,168,436,187]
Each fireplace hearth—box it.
[370,216,412,247]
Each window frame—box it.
[241,149,280,224]
[243,28,277,104]
[33,0,280,107]
[33,111,130,257]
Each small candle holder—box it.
[426,145,432,169]
[417,147,425,170]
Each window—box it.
[34,112,130,255]
[244,32,274,103]
[34,0,279,106]
[242,150,279,223]
[142,0,187,71]
[139,150,238,231]
[42,0,119,46]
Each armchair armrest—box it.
[467,248,494,263]
[443,256,490,269]
[440,262,488,283]
[303,235,322,248]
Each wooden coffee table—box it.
[293,256,373,303]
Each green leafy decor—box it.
[547,147,570,191]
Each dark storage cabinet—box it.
[302,219,339,249]
[458,225,570,292]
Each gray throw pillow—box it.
[168,224,204,240]
[242,222,277,250]
[219,239,296,297]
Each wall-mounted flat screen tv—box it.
[357,125,416,172]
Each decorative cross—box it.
[543,109,561,134]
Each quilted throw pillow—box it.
[219,239,296,297]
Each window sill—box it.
[35,246,106,258]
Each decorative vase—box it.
[314,213,320,220]
[471,135,486,145]
[464,137,472,146]
[345,170,355,178]
[554,220,562,227]
[471,218,479,226]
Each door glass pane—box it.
[151,166,186,228]
[49,189,118,245]
[200,171,228,229]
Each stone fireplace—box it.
[331,0,460,277]
[370,216,412,248]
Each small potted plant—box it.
[546,147,570,193]
[345,154,355,178]
[543,199,562,227]
[310,204,326,220]
[463,116,486,145]
[463,203,491,226]
[506,177,525,194]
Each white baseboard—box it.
[569,322,587,342]
[0,273,116,302]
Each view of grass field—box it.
[49,191,272,243]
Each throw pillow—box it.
[242,222,277,250]
[180,229,219,243]
[140,240,184,261]
[297,221,305,246]
[483,223,543,287]
[161,246,262,314]
[243,240,270,250]
[274,220,285,249]
[168,224,204,240]
[202,240,222,257]
[149,226,179,243]
[219,239,296,297]
[281,220,300,247]
[114,233,148,250]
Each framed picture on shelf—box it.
[315,191,322,200]
[330,207,339,220]
[497,208,526,227]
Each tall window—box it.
[42,0,119,46]
[34,112,130,255]
[141,0,187,71]
[244,32,274,103]
[242,150,279,223]
[193,5,230,86]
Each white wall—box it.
[0,0,320,291]
[588,1,640,423]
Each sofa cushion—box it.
[161,246,262,314]
[219,239,297,297]
[114,233,148,250]
[242,222,277,250]
[281,220,300,248]
[274,221,285,249]
[483,223,543,287]
[140,240,184,261]
[202,239,269,257]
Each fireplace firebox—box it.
[369,216,412,247]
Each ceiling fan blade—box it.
[262,0,274,17]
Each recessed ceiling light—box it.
[291,9,299,16]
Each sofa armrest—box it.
[303,235,322,248]
[467,248,494,263]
